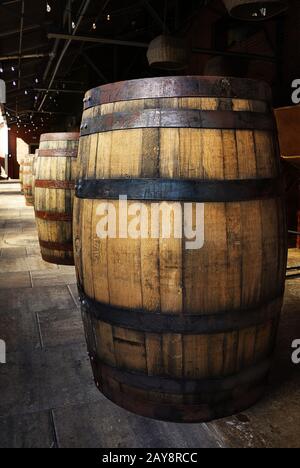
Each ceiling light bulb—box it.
[92,22,97,30]
[72,21,76,29]
[107,14,111,21]
[47,3,51,13]
[11,66,15,72]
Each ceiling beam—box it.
[0,53,54,61]
[1,44,49,56]
[191,47,277,63]
[0,24,41,38]
[48,33,149,48]
[38,0,92,112]
[82,52,109,83]
[34,88,85,94]
[17,0,25,89]
[141,0,170,34]
[42,1,75,83]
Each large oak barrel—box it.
[22,154,34,206]
[223,0,288,21]
[35,133,79,265]
[74,76,287,423]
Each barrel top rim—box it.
[275,104,300,113]
[40,132,80,142]
[84,75,272,109]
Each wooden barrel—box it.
[223,0,288,20]
[31,151,39,204]
[19,158,24,194]
[22,154,34,206]
[275,105,300,169]
[275,105,300,248]
[147,35,187,70]
[35,133,79,265]
[74,76,287,423]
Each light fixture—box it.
[11,66,15,72]
[72,21,76,29]
[35,78,39,84]
[24,90,28,95]
[92,22,97,30]
[46,2,51,13]
[13,81,16,86]
[107,14,111,21]
[0,65,3,73]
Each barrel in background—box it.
[31,151,39,205]
[275,105,300,248]
[74,76,287,422]
[35,133,79,265]
[22,154,34,206]
[19,158,24,194]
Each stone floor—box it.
[0,182,299,448]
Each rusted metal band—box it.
[80,289,281,334]
[35,210,72,222]
[80,109,274,136]
[40,132,79,142]
[83,76,272,110]
[41,253,74,266]
[39,240,73,252]
[75,178,283,202]
[38,149,78,158]
[35,180,75,190]
[90,355,271,394]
